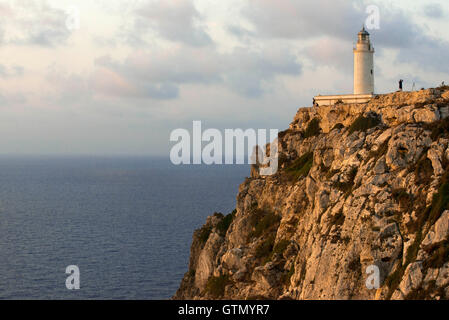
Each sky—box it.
[0,0,449,156]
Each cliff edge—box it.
[174,87,449,300]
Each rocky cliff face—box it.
[174,88,449,300]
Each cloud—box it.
[93,45,302,99]
[1,0,72,47]
[398,36,449,74]
[221,46,302,97]
[304,38,353,72]
[121,0,212,47]
[0,64,24,77]
[0,92,26,105]
[240,0,363,41]
[423,3,445,19]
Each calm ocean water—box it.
[0,156,249,299]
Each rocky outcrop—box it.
[174,88,449,300]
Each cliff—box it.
[174,88,449,300]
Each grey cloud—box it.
[126,0,212,47]
[221,47,302,97]
[241,0,363,41]
[227,25,256,39]
[423,3,445,19]
[0,64,24,77]
[239,0,423,48]
[94,45,302,99]
[0,92,26,105]
[398,36,449,74]
[2,1,72,47]
[303,38,353,72]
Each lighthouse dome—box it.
[358,26,370,36]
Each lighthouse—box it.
[313,27,376,106]
[353,26,374,95]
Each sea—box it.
[0,156,249,299]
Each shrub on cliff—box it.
[424,116,449,141]
[348,113,381,134]
[428,170,449,226]
[286,152,313,180]
[272,239,290,256]
[198,226,212,247]
[251,210,281,238]
[304,118,321,138]
[216,210,236,236]
[205,275,230,298]
[255,234,275,259]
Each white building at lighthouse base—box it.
[314,93,374,107]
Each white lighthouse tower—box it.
[313,27,376,106]
[353,26,374,95]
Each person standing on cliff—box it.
[399,79,404,91]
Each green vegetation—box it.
[424,116,449,141]
[282,264,295,284]
[216,210,236,236]
[348,114,381,134]
[251,210,281,238]
[428,172,449,226]
[385,170,449,298]
[255,237,291,264]
[198,226,212,246]
[304,118,321,138]
[205,275,230,298]
[272,239,290,256]
[255,234,276,259]
[286,152,313,180]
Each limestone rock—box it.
[174,89,449,300]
